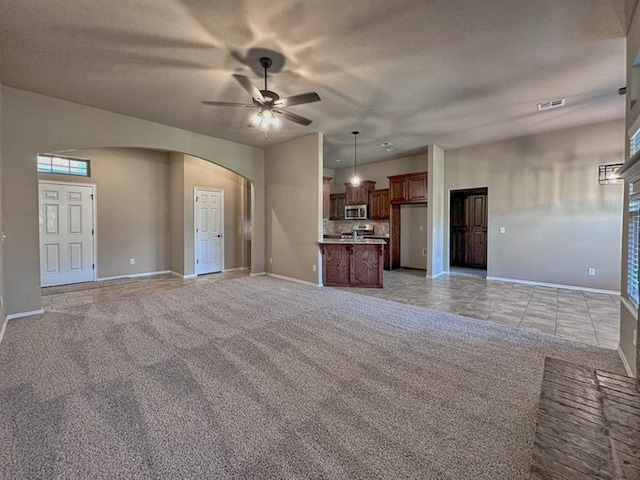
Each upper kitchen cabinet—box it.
[323,176,332,218]
[388,172,427,203]
[329,193,346,220]
[369,189,390,220]
[345,180,376,205]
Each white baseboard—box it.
[618,345,635,378]
[0,308,43,347]
[0,315,8,346]
[486,276,620,296]
[174,272,197,279]
[97,270,172,282]
[250,272,266,277]
[426,271,447,279]
[223,266,250,273]
[6,309,44,321]
[266,273,321,287]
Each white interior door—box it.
[39,182,95,286]
[195,189,223,275]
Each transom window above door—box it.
[37,154,90,177]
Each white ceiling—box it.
[0,0,634,167]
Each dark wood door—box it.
[450,188,487,269]
[466,194,487,268]
[450,194,467,266]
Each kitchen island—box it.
[318,238,385,288]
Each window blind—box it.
[628,197,640,304]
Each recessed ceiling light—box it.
[537,98,565,112]
[335,159,341,162]
[385,147,394,152]
[378,141,393,148]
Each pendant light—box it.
[351,131,360,186]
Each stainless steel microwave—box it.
[345,204,367,220]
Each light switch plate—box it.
[499,227,506,234]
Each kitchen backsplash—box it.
[324,219,390,236]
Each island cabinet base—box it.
[320,243,383,288]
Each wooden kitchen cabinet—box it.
[323,176,332,219]
[379,237,391,270]
[329,193,346,220]
[345,180,376,205]
[368,189,390,220]
[319,240,384,288]
[388,172,427,203]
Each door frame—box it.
[449,187,488,270]
[38,179,98,284]
[193,187,224,275]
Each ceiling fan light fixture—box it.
[250,112,263,127]
[250,109,282,130]
[202,56,320,130]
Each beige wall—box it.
[445,119,625,292]
[427,145,445,277]
[40,148,171,278]
[1,87,265,316]
[38,148,250,280]
[265,133,323,284]
[182,154,249,275]
[0,81,3,322]
[400,204,428,269]
[330,152,428,193]
[169,152,185,274]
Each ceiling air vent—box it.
[537,98,565,112]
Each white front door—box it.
[195,189,223,275]
[39,182,95,286]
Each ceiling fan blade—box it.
[232,74,265,103]
[274,108,313,126]
[202,101,254,107]
[276,92,321,108]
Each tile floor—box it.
[41,268,620,349]
[41,270,250,310]
[348,269,620,349]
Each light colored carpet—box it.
[0,276,624,479]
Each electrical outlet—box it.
[588,268,595,276]
[130,258,135,265]
[312,264,316,272]
[422,248,428,256]
[499,227,506,234]
[269,257,273,264]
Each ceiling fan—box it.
[202,57,321,131]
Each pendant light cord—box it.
[353,130,359,177]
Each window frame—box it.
[627,184,640,307]
[37,154,91,177]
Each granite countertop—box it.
[318,238,386,245]
[322,234,389,240]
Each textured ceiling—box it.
[0,0,631,167]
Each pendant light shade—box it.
[351,131,360,186]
